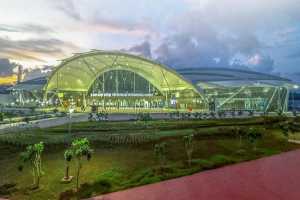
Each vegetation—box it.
[280,122,290,139]
[63,149,73,182]
[154,142,167,171]
[137,112,152,121]
[0,117,299,199]
[183,134,194,167]
[0,112,4,122]
[247,127,263,151]
[65,138,93,191]
[0,116,285,146]
[18,142,44,189]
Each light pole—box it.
[68,107,75,135]
[293,85,299,113]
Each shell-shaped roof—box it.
[12,52,294,93]
[176,68,292,88]
[177,68,290,82]
[45,50,198,93]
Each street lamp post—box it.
[293,85,299,113]
[68,107,75,135]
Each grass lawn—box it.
[0,117,299,200]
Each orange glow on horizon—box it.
[0,74,17,85]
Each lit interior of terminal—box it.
[9,50,295,113]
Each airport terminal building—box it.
[9,50,294,113]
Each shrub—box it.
[59,189,75,200]
[59,179,112,199]
[23,117,30,124]
[209,154,236,167]
[78,179,112,198]
[137,113,152,121]
[0,183,17,196]
[193,159,214,170]
[139,176,161,185]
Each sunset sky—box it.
[0,0,300,82]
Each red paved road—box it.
[90,149,300,200]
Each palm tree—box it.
[18,142,44,189]
[62,149,73,182]
[247,128,262,151]
[183,134,194,167]
[279,122,290,141]
[0,112,4,122]
[154,142,167,170]
[66,138,93,191]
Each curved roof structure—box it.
[7,51,295,113]
[9,77,47,91]
[45,50,198,94]
[177,68,291,82]
[10,51,294,95]
[177,68,292,88]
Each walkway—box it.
[90,149,300,200]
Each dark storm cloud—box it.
[0,24,53,33]
[231,34,263,55]
[155,36,225,68]
[153,12,242,69]
[250,55,275,73]
[0,58,20,76]
[152,30,278,74]
[284,72,300,84]
[0,37,68,53]
[23,65,53,81]
[0,36,79,62]
[125,41,152,58]
[147,10,275,75]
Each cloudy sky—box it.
[0,0,300,82]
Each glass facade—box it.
[203,86,288,112]
[9,51,293,113]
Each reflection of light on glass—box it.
[69,108,74,114]
[244,90,251,96]
[263,88,269,93]
[170,99,177,105]
[293,85,299,89]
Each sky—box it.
[0,0,300,82]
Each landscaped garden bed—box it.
[0,116,299,199]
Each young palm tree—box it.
[183,134,194,167]
[0,112,4,122]
[18,142,44,189]
[280,122,290,141]
[247,128,262,151]
[154,142,167,170]
[70,138,93,191]
[62,149,73,182]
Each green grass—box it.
[0,117,299,199]
[0,117,273,146]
